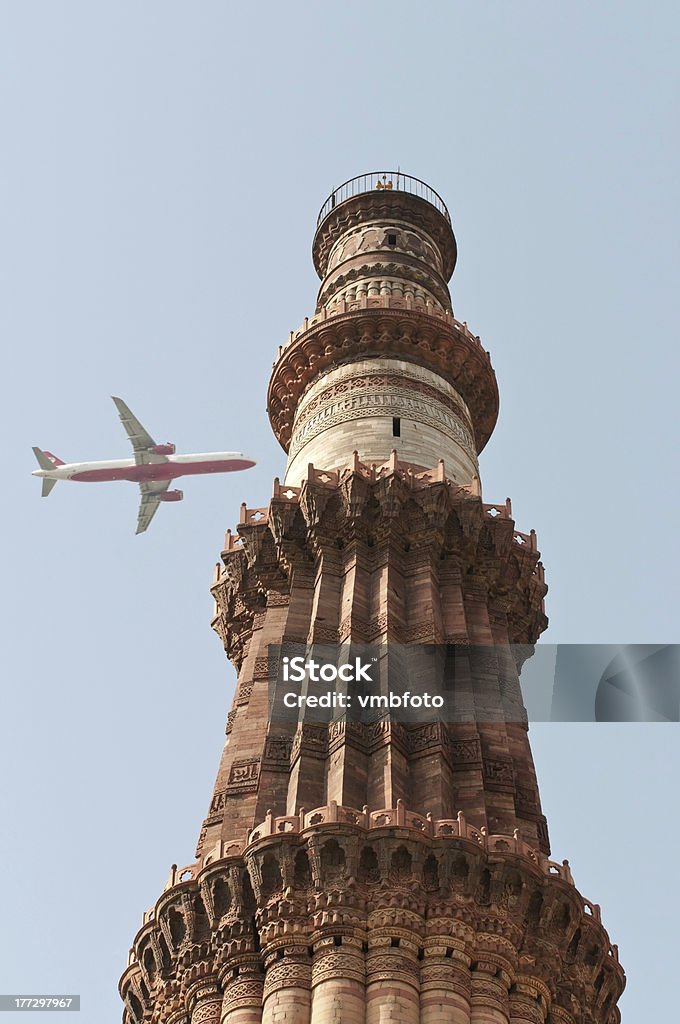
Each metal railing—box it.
[317,171,451,227]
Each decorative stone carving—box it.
[190,1000,221,1024]
[263,735,293,767]
[226,758,260,793]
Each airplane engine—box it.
[150,442,176,455]
[158,489,183,502]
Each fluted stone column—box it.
[310,936,365,1024]
[220,956,264,1024]
[420,947,472,1024]
[548,1007,575,1024]
[366,936,420,1024]
[508,979,549,1024]
[188,979,223,1024]
[167,1011,190,1024]
[470,962,511,1024]
[261,946,311,1024]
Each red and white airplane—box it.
[32,396,256,533]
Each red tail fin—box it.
[43,451,65,467]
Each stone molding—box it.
[293,363,473,427]
[120,807,624,1024]
[312,189,457,280]
[287,374,477,465]
[210,455,547,671]
[325,218,445,278]
[268,306,498,454]
[317,264,452,314]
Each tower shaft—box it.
[120,173,624,1024]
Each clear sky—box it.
[1,2,678,1020]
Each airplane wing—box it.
[136,480,170,535]
[112,396,168,465]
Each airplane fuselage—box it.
[32,452,255,484]
[33,396,257,532]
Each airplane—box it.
[32,396,256,534]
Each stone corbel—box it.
[339,467,370,521]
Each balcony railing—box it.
[317,171,451,227]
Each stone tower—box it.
[120,173,625,1024]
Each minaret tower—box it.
[120,173,625,1024]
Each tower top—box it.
[317,171,452,227]
[269,171,495,487]
[312,170,458,283]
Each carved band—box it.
[295,367,470,428]
[190,1000,222,1024]
[289,386,476,463]
[312,951,365,986]
[263,960,312,996]
[221,979,264,1012]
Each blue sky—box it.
[1,2,678,1019]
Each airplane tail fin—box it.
[33,447,65,470]
[32,446,61,498]
[43,450,65,466]
[32,446,57,471]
